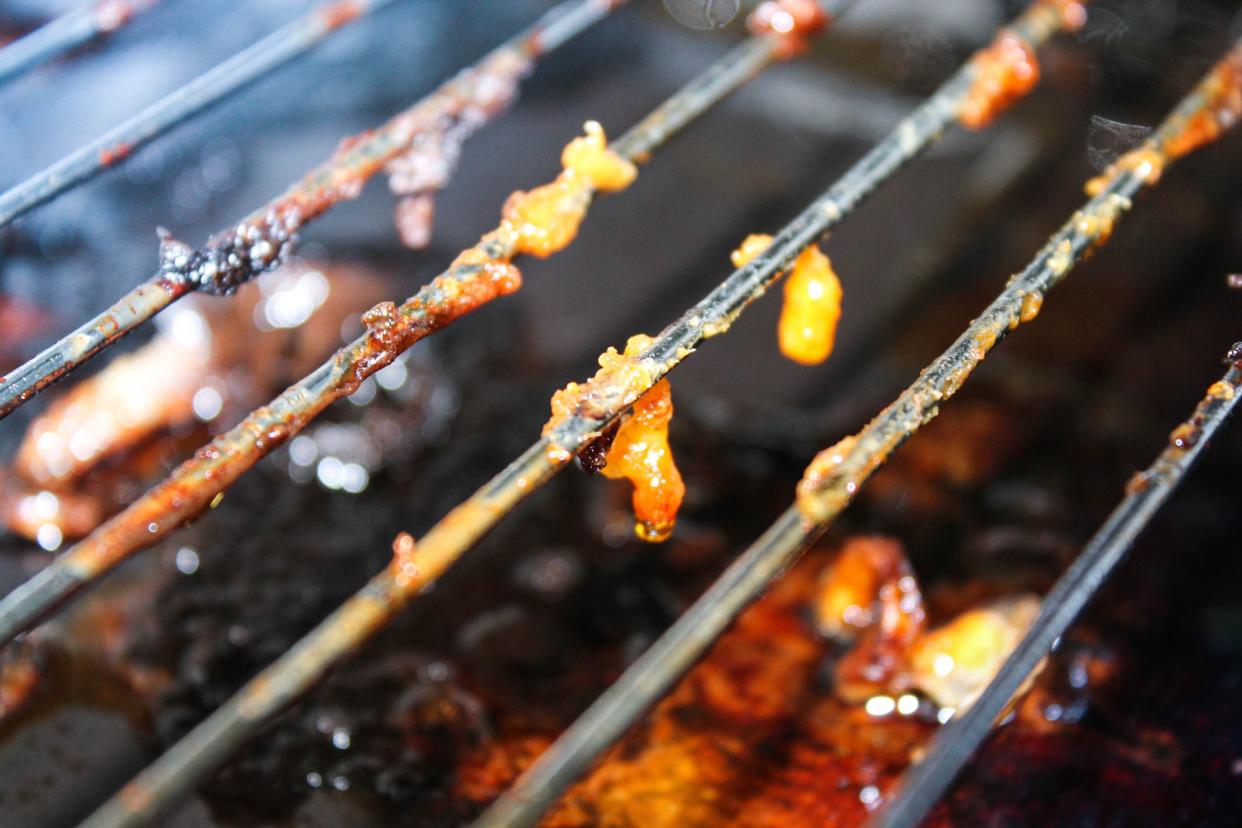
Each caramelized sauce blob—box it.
[732,233,843,366]
[1087,50,1241,196]
[502,121,636,258]
[814,537,927,703]
[545,334,657,433]
[959,31,1040,130]
[600,378,685,543]
[544,334,684,543]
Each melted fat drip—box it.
[601,378,685,543]
[731,233,844,366]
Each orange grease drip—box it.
[732,233,843,366]
[959,31,1040,130]
[502,121,636,258]
[601,378,685,543]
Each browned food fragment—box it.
[812,539,1042,712]
[0,262,389,544]
[815,537,927,703]
[907,595,1041,711]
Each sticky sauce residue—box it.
[502,121,636,258]
[1087,48,1241,197]
[732,233,843,366]
[545,334,657,435]
[544,334,682,542]
[1163,50,1242,160]
[600,378,684,543]
[959,31,1040,130]
[389,532,421,589]
[747,0,831,59]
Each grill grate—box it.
[871,347,1242,827]
[0,1,1238,826]
[0,0,399,231]
[0,0,158,87]
[0,0,618,418]
[476,36,1242,827]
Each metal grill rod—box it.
[68,5,858,823]
[0,0,817,654]
[80,3,1074,826]
[0,0,400,228]
[869,349,1242,828]
[476,39,1242,827]
[0,0,157,87]
[0,0,621,420]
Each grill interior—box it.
[0,1,1240,826]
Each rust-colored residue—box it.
[458,551,933,825]
[545,334,657,442]
[958,30,1040,130]
[318,0,365,30]
[1163,49,1242,160]
[1084,147,1164,197]
[501,121,636,257]
[796,434,868,523]
[385,49,533,248]
[1086,49,1241,198]
[170,45,533,294]
[747,0,831,59]
[389,532,421,589]
[57,117,633,585]
[600,378,684,542]
[62,269,487,575]
[98,142,133,167]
